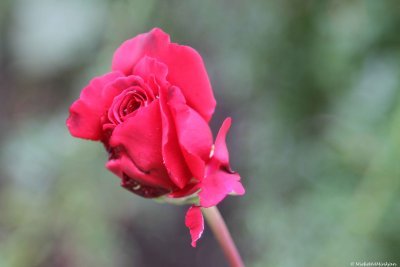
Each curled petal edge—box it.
[185,205,204,247]
[199,118,245,208]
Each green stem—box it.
[201,206,245,267]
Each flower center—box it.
[119,90,145,116]
[108,86,154,125]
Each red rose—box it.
[66,28,244,247]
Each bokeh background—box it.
[1,1,399,266]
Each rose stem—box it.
[201,206,245,267]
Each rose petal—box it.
[185,205,204,247]
[164,41,216,122]
[111,28,169,75]
[199,118,245,207]
[168,183,201,198]
[108,100,174,189]
[101,75,152,108]
[213,117,232,166]
[106,153,173,190]
[133,56,168,86]
[66,71,123,140]
[167,86,213,180]
[112,28,216,121]
[199,170,245,208]
[159,85,192,189]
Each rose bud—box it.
[66,28,245,247]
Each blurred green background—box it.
[1,1,399,266]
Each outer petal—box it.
[133,56,168,85]
[159,85,192,189]
[112,28,216,121]
[199,118,245,207]
[213,117,232,166]
[106,154,173,193]
[108,100,174,189]
[66,71,123,140]
[168,183,200,198]
[185,205,204,247]
[111,28,169,75]
[199,170,245,208]
[163,40,216,122]
[167,86,213,180]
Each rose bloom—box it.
[67,28,244,246]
